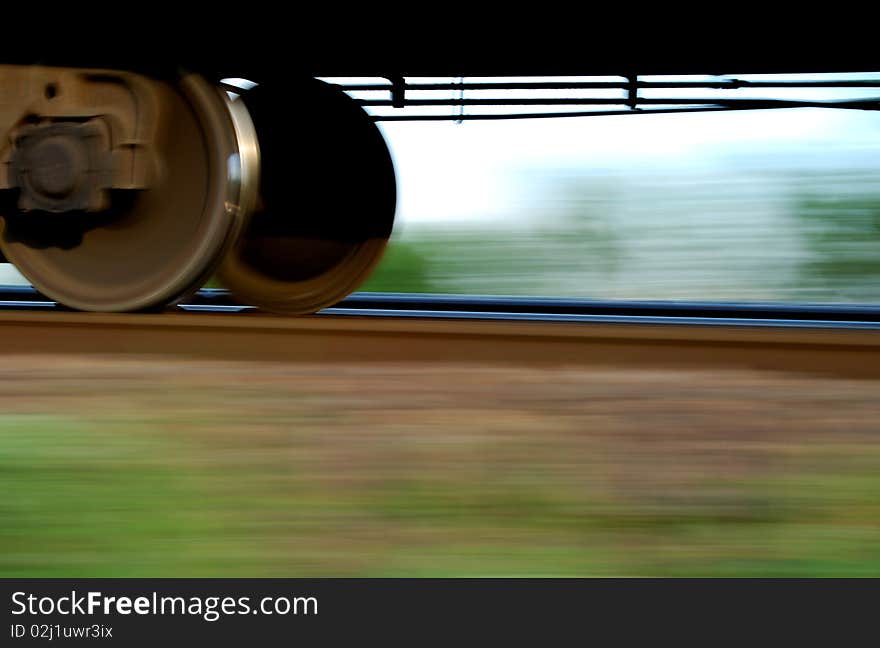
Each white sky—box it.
[327,73,880,225]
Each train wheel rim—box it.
[0,74,257,312]
[217,78,396,315]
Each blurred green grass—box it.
[2,359,879,577]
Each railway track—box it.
[4,286,880,326]
[0,287,878,379]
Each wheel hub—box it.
[10,121,113,212]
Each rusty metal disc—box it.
[0,74,257,312]
[217,77,396,314]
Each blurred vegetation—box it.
[790,173,880,301]
[359,238,440,293]
[0,416,230,575]
[2,360,879,577]
[359,169,880,303]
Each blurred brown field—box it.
[2,354,879,577]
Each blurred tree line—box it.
[361,169,880,303]
[790,171,880,301]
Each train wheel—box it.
[0,74,257,312]
[217,77,396,314]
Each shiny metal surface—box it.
[217,78,396,314]
[0,75,255,312]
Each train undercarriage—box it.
[0,65,395,313]
[1,60,878,313]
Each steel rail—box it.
[2,287,880,330]
[0,302,878,380]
